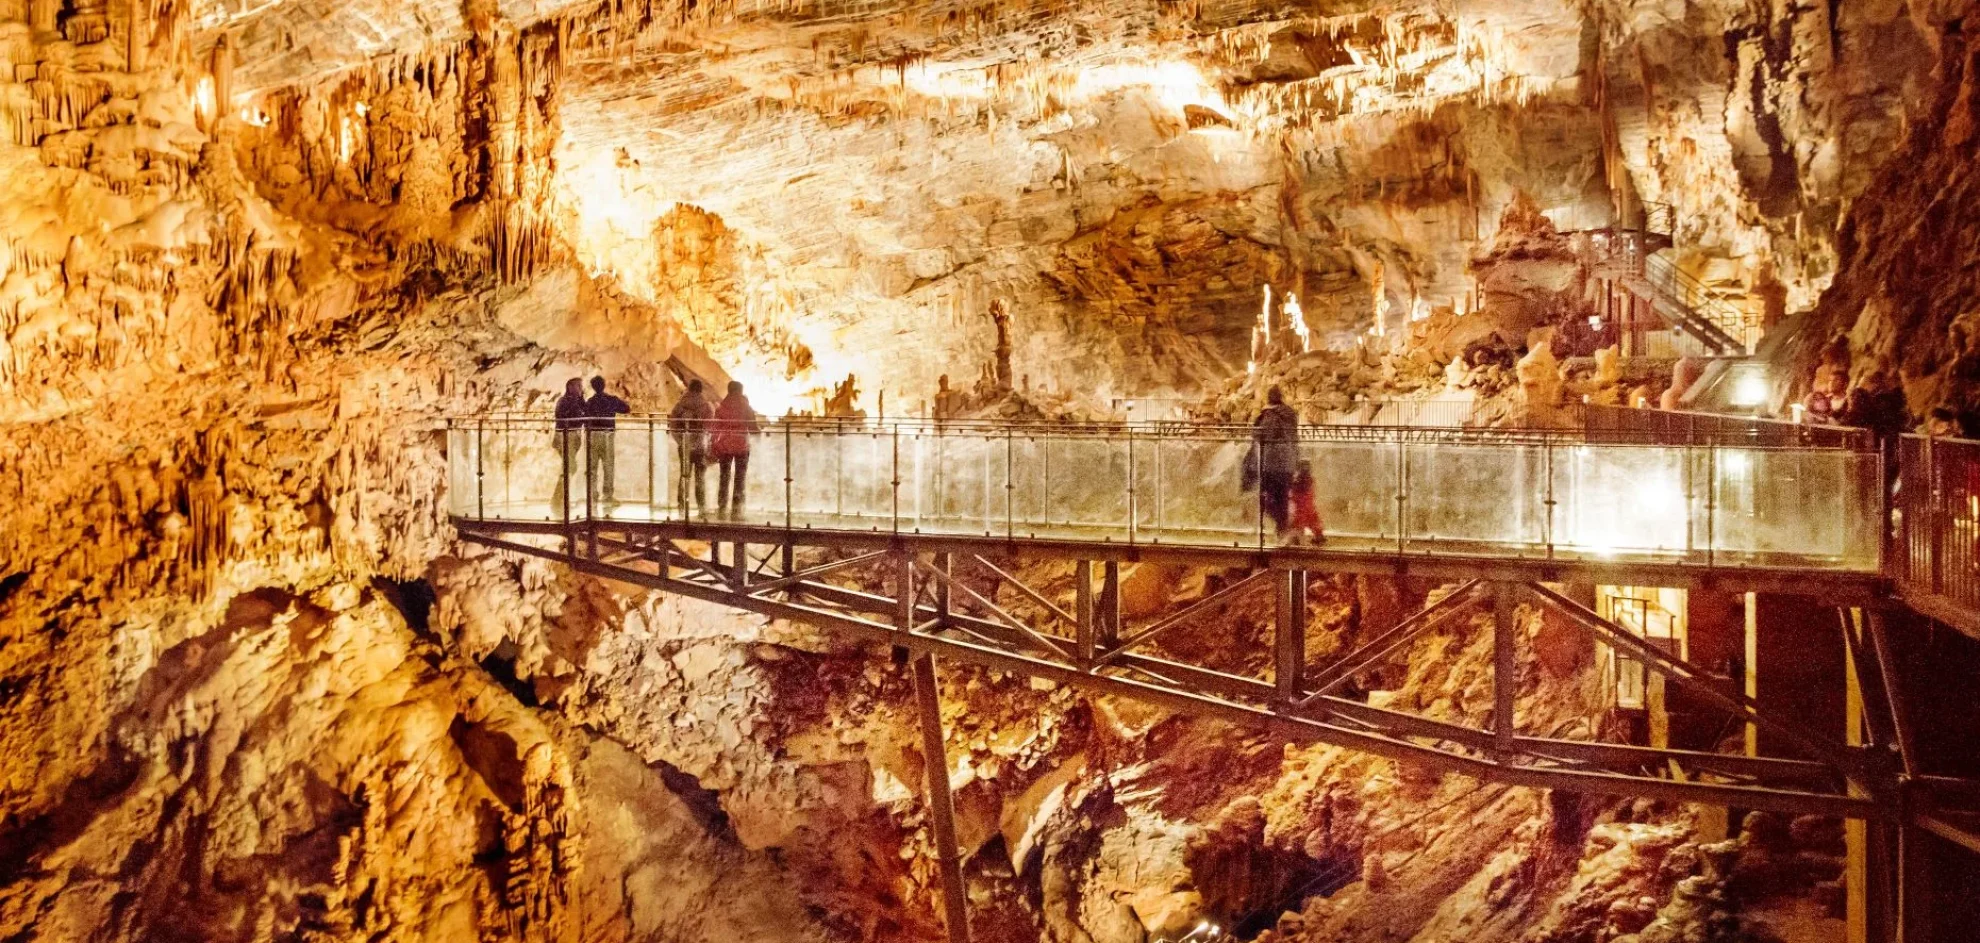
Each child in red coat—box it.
[1288,460,1325,545]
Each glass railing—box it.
[445,417,1884,572]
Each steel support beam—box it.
[1075,560,1096,668]
[459,531,1906,820]
[1526,582,1861,779]
[1494,584,1517,754]
[912,652,971,943]
[1299,581,1485,707]
[1276,570,1307,701]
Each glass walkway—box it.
[446,416,1886,577]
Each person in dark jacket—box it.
[553,378,588,516]
[1252,387,1301,536]
[584,376,632,505]
[710,381,762,517]
[668,379,714,515]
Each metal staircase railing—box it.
[1582,231,1756,357]
[1639,254,1756,355]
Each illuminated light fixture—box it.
[1183,104,1235,131]
[1589,315,1602,329]
[1731,372,1769,408]
[1723,451,1750,474]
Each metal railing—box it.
[1641,254,1762,353]
[1581,404,1874,450]
[1896,436,1980,618]
[446,415,1884,573]
[1110,396,1478,428]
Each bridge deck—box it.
[448,416,1884,594]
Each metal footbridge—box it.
[445,411,1979,942]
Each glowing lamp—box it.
[1731,373,1769,407]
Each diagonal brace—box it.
[1097,569,1273,669]
[1525,582,1864,781]
[1298,580,1485,708]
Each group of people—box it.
[551,376,761,517]
[1247,387,1325,544]
[667,379,761,517]
[551,376,1319,539]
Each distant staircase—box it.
[1584,227,1755,357]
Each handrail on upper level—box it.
[443,408,1888,583]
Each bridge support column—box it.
[1276,570,1306,701]
[912,652,972,943]
[1075,561,1095,667]
[1494,584,1517,753]
[1099,562,1121,650]
[936,553,953,628]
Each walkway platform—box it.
[448,416,1885,597]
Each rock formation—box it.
[2,0,1976,940]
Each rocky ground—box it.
[2,0,1975,940]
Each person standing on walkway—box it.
[1252,387,1301,537]
[585,376,632,506]
[711,380,762,518]
[554,378,588,517]
[668,379,714,515]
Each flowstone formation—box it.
[1,0,1976,940]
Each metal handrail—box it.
[443,411,1887,576]
[453,407,1885,450]
[1642,255,1758,341]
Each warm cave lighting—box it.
[1284,292,1311,352]
[1589,315,1603,329]
[1731,372,1770,408]
[192,76,216,126]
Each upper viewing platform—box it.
[445,410,1889,593]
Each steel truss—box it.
[458,521,1980,826]
[458,518,1980,943]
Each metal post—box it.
[1075,560,1096,668]
[1845,610,1871,943]
[1395,440,1407,554]
[731,542,747,589]
[647,419,658,519]
[1004,428,1014,540]
[1099,561,1121,650]
[1925,435,1941,596]
[784,421,794,534]
[474,423,485,519]
[1126,430,1138,544]
[1543,437,1555,559]
[1494,585,1516,753]
[1276,570,1306,702]
[935,552,952,628]
[892,425,902,534]
[1743,591,1760,757]
[1707,442,1717,567]
[896,551,914,636]
[911,652,972,943]
[1900,823,1936,943]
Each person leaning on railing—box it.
[584,376,632,506]
[553,378,588,516]
[711,381,763,519]
[668,379,714,515]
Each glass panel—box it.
[437,418,1883,574]
[1404,442,1547,551]
[730,427,785,527]
[1135,432,1258,546]
[447,426,476,517]
[1309,440,1401,542]
[1552,443,1691,557]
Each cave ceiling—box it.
[179,0,1628,405]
